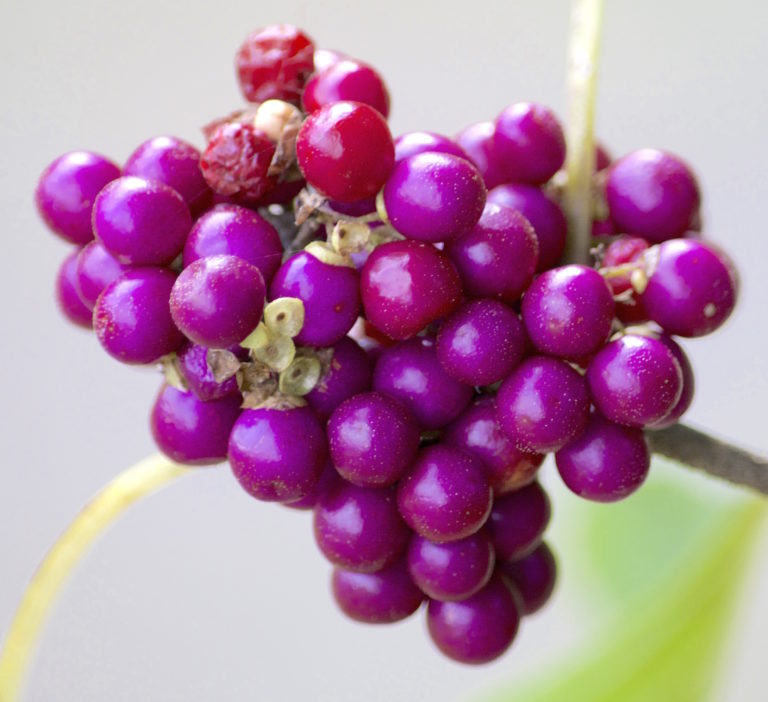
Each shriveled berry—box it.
[487,482,551,561]
[303,59,390,117]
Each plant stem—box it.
[563,0,604,263]
[0,455,192,702]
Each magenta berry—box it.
[94,268,185,364]
[296,101,394,202]
[436,299,526,386]
[556,413,650,502]
[328,392,420,488]
[314,481,410,572]
[55,250,93,329]
[427,574,520,664]
[488,482,551,561]
[496,356,591,453]
[170,254,266,349]
[407,531,495,602]
[381,152,486,243]
[73,241,129,310]
[445,203,538,304]
[397,444,492,543]
[498,542,557,615]
[229,405,327,502]
[649,335,695,428]
[454,121,506,189]
[176,343,241,402]
[522,265,614,358]
[35,151,120,245]
[283,462,340,511]
[394,131,469,163]
[150,384,241,465]
[303,58,390,117]
[361,239,462,340]
[373,336,473,430]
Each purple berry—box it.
[183,204,283,285]
[394,131,469,163]
[522,265,614,358]
[361,240,462,340]
[381,152,486,242]
[587,334,683,427]
[649,335,695,428]
[641,239,738,337]
[150,384,241,465]
[228,405,327,502]
[454,121,506,189]
[270,251,360,347]
[176,342,241,401]
[124,136,212,214]
[605,149,700,242]
[444,396,544,496]
[494,103,565,185]
[556,413,650,502]
[496,357,591,453]
[170,254,266,348]
[92,176,192,266]
[373,336,473,429]
[427,574,520,664]
[283,462,340,511]
[327,196,377,217]
[487,183,567,271]
[407,531,495,602]
[314,481,410,572]
[332,558,424,624]
[94,268,185,364]
[73,241,130,310]
[436,299,526,386]
[488,482,551,561]
[498,542,557,615]
[397,444,492,543]
[328,392,420,488]
[303,59,390,117]
[55,250,93,329]
[445,203,538,305]
[35,151,120,245]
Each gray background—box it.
[1,0,767,700]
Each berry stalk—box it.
[0,455,192,702]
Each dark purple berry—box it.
[498,542,557,615]
[649,335,695,428]
[73,241,129,310]
[487,482,551,561]
[176,343,240,402]
[55,250,92,329]
[454,121,505,189]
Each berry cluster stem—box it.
[562,0,604,264]
[0,455,192,702]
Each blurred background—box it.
[1,0,766,700]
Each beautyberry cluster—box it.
[36,24,738,665]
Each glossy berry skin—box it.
[361,240,462,340]
[229,406,327,502]
[124,136,212,214]
[92,176,191,266]
[444,397,544,496]
[381,152,486,243]
[498,542,557,615]
[73,241,129,310]
[641,239,738,337]
[170,254,266,349]
[649,335,695,428]
[183,204,283,284]
[437,299,526,386]
[200,122,277,202]
[94,268,185,364]
[328,392,420,488]
[427,574,520,665]
[303,59,390,117]
[587,334,683,427]
[305,337,372,420]
[296,101,394,202]
[373,336,473,430]
[494,103,566,185]
[176,343,240,402]
[605,149,700,242]
[56,251,92,329]
[454,121,505,189]
[235,25,315,104]
[314,482,410,572]
[488,482,551,561]
[522,265,614,358]
[397,444,492,543]
[407,531,495,602]
[497,357,591,453]
[445,203,538,305]
[282,461,340,511]
[332,558,424,624]
[487,184,567,271]
[150,384,241,466]
[394,132,469,163]
[35,151,120,245]
[556,413,650,502]
[313,48,346,74]
[270,251,360,347]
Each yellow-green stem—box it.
[0,455,192,702]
